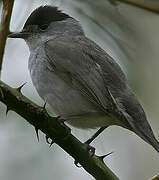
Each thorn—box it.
[49,140,54,147]
[99,151,114,161]
[6,106,11,116]
[43,101,47,109]
[55,116,61,120]
[34,127,39,142]
[45,135,54,147]
[40,101,48,113]
[16,82,27,92]
[74,160,82,168]
[45,135,50,144]
[0,88,4,99]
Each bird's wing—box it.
[44,36,127,114]
[44,36,159,152]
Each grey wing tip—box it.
[150,137,159,153]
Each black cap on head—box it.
[23,6,70,28]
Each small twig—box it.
[0,0,14,77]
[117,0,159,14]
[149,175,159,180]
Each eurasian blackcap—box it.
[8,6,159,152]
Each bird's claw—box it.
[56,116,71,134]
[74,143,95,168]
[85,143,95,157]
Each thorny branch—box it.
[0,80,119,180]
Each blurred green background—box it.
[1,0,159,179]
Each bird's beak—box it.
[8,31,30,39]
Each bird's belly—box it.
[30,67,98,116]
[66,112,115,129]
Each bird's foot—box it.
[74,143,95,168]
[55,116,71,134]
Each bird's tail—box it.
[118,89,159,153]
[148,136,159,153]
[134,125,159,153]
[122,110,159,153]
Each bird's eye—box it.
[39,24,49,31]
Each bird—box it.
[8,5,159,152]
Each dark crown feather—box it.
[23,6,70,28]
